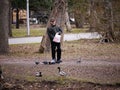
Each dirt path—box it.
[1,58,120,85]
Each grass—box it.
[12,28,46,37]
[12,26,89,37]
[1,39,120,89]
[7,39,120,61]
[65,28,88,34]
[25,76,37,82]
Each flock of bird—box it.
[35,66,66,77]
[0,60,81,79]
[34,59,81,77]
[35,61,67,77]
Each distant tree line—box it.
[11,0,53,29]
[0,0,120,53]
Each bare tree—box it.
[0,0,9,53]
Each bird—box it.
[36,72,42,77]
[35,61,39,65]
[42,61,49,65]
[76,60,81,63]
[57,67,66,76]
[76,58,82,63]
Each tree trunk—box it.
[74,12,84,28]
[101,0,114,42]
[8,0,12,37]
[112,0,120,42]
[65,1,72,32]
[0,0,9,53]
[12,8,14,24]
[88,0,97,31]
[39,0,66,53]
[88,0,114,42]
[16,8,19,29]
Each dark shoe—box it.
[42,61,49,65]
[56,60,62,64]
[49,62,56,64]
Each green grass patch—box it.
[12,28,46,37]
[12,27,89,37]
[25,76,37,82]
[65,28,89,34]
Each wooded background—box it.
[0,0,120,53]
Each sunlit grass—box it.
[12,28,46,37]
[8,39,120,61]
[65,28,88,34]
[12,26,89,37]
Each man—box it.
[47,18,62,64]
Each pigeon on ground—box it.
[35,61,39,65]
[76,60,81,63]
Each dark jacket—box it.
[47,25,62,42]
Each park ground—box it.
[0,39,120,90]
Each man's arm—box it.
[47,28,55,40]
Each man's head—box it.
[50,18,56,26]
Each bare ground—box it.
[0,39,120,90]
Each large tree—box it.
[8,0,12,37]
[0,0,9,53]
[88,0,115,42]
[112,0,120,42]
[68,0,88,28]
[39,0,67,53]
[103,0,114,42]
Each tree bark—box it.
[8,0,12,37]
[16,8,19,29]
[100,0,114,42]
[88,0,97,31]
[0,0,9,53]
[74,11,84,28]
[39,0,67,53]
[65,1,72,32]
[112,0,120,42]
